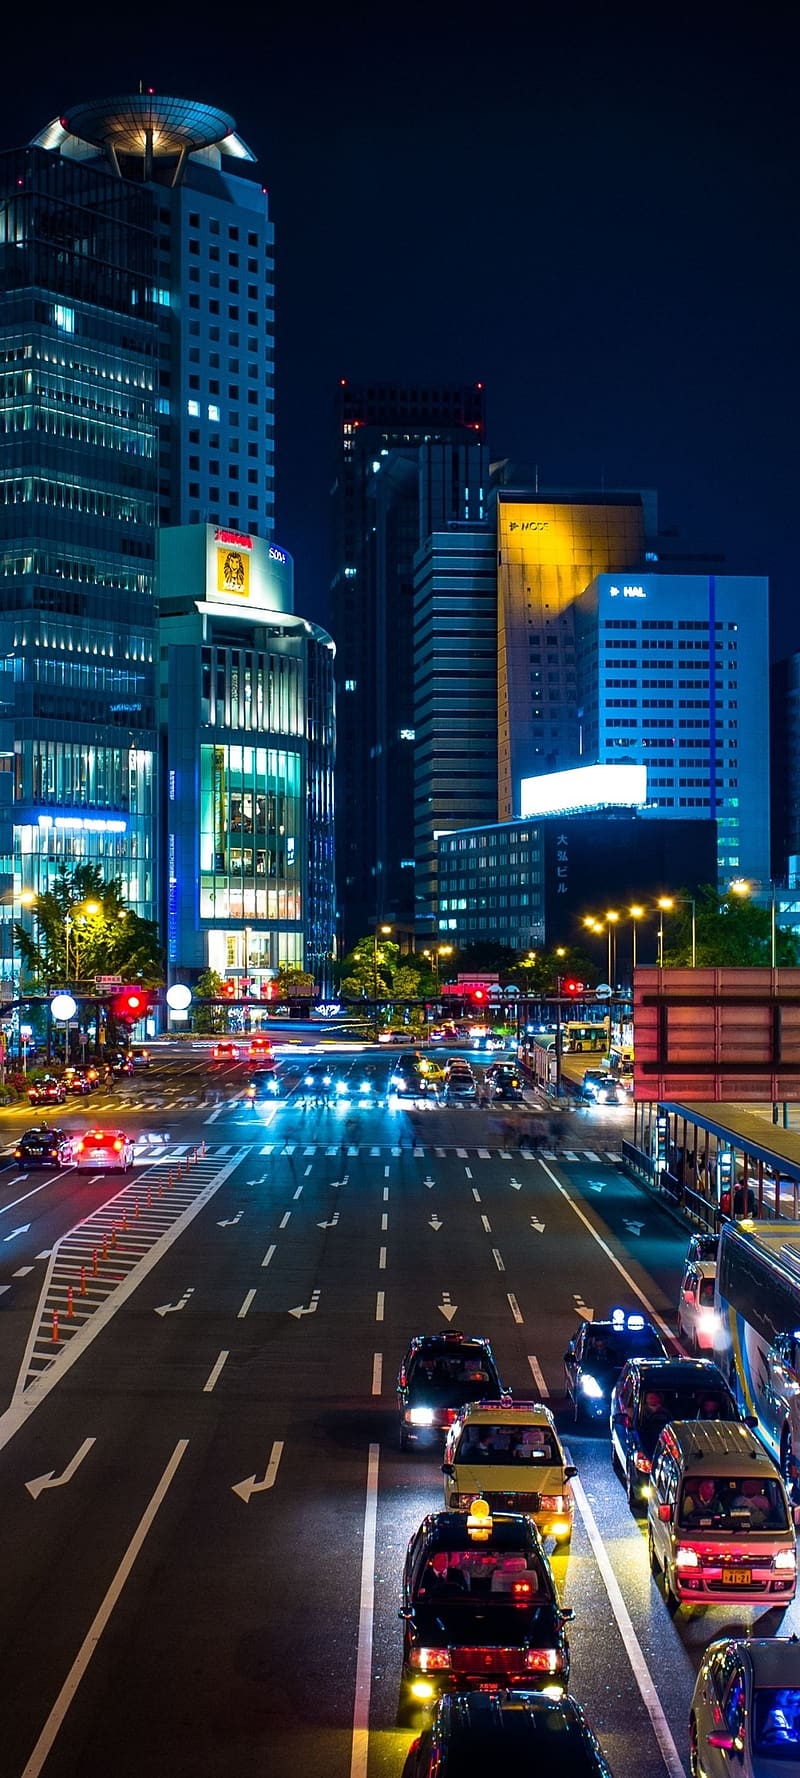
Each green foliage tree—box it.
[192,968,227,1034]
[272,965,316,1000]
[662,885,800,967]
[14,863,163,991]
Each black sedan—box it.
[403,1690,616,1776]
[609,1356,743,1511]
[27,1076,66,1107]
[398,1332,504,1450]
[483,1063,523,1101]
[563,1310,669,1423]
[399,1508,572,1718]
[14,1125,73,1168]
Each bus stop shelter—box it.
[628,1101,800,1229]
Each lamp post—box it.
[629,904,644,973]
[373,924,392,1028]
[729,878,777,967]
[658,894,696,968]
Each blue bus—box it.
[715,1220,800,1492]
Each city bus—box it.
[715,1219,800,1491]
[562,1021,609,1054]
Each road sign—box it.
[595,983,614,998]
[95,974,123,989]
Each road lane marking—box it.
[20,1438,189,1778]
[375,1291,384,1322]
[378,1246,387,1270]
[491,1247,505,1271]
[528,1354,549,1396]
[384,1164,389,1177]
[261,1244,276,1268]
[350,1442,380,1778]
[371,1352,382,1396]
[25,1436,96,1500]
[570,1469,685,1778]
[538,1160,675,1346]
[279,1211,291,1229]
[471,1187,481,1202]
[0,1176,65,1219]
[507,1293,523,1323]
[203,1350,229,1392]
[481,1214,492,1232]
[382,1187,389,1201]
[204,1104,224,1123]
[381,1213,388,1231]
[464,1166,472,1179]
[237,1289,256,1319]
[294,1183,304,1197]
[13,1266,33,1278]
[232,1440,284,1503]
[304,1165,312,1177]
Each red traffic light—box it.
[112,985,150,1022]
[472,988,486,1003]
[564,979,585,996]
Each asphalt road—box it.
[0,1042,795,1778]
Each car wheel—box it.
[626,1466,642,1514]
[688,1714,699,1778]
[399,1424,409,1452]
[647,1528,659,1575]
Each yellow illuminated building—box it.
[496,494,645,818]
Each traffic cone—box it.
[133,1200,139,1219]
[66,1286,74,1319]
[92,1249,98,1277]
[52,1310,60,1345]
[146,1185,152,1207]
[110,1226,117,1249]
[80,1266,86,1296]
[201,1140,206,1157]
[101,1235,108,1261]
[121,1209,128,1232]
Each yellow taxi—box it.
[442,1399,576,1545]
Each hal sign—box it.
[217,546,250,598]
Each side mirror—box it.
[657,1503,672,1523]
[441,1463,454,1476]
[560,1607,575,1623]
[793,1504,800,1529]
[397,1608,413,1622]
[564,1466,578,1481]
[707,1732,736,1751]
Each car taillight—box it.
[524,1648,563,1673]
[539,1495,565,1512]
[409,1648,451,1671]
[113,1139,123,1152]
[634,1452,652,1473]
[512,1578,535,1598]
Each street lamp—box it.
[657,895,696,968]
[729,878,777,967]
[373,923,393,1002]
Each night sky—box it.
[6,5,800,649]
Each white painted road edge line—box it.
[538,1160,675,1346]
[203,1350,229,1393]
[569,1470,685,1778]
[371,1352,382,1396]
[20,1438,190,1778]
[528,1354,549,1397]
[349,1442,380,1778]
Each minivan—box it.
[647,1420,798,1608]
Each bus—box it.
[715,1220,800,1491]
[561,1021,609,1054]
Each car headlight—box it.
[675,1546,700,1568]
[304,1075,314,1086]
[335,1080,348,1095]
[697,1310,719,1334]
[580,1374,604,1399]
[268,1080,279,1094]
[407,1407,435,1427]
[774,1548,797,1571]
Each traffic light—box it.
[564,979,585,996]
[112,985,151,1022]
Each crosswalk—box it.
[249,1142,621,1163]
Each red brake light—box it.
[512,1578,533,1597]
[113,1139,123,1152]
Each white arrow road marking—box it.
[232,1439,284,1504]
[217,1210,243,1227]
[509,1177,522,1191]
[423,1176,435,1189]
[154,1287,194,1317]
[528,1355,549,1396]
[530,1216,546,1233]
[317,1211,340,1229]
[438,1291,457,1323]
[4,1223,31,1242]
[26,1436,96,1500]
[623,1219,644,1237]
[429,1214,443,1232]
[589,1181,605,1193]
[288,1288,320,1319]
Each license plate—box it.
[722,1568,751,1585]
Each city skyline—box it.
[4,8,798,649]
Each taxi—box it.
[442,1400,576,1544]
[399,1501,572,1714]
[397,1332,504,1450]
[72,1129,135,1172]
[15,1126,74,1168]
[563,1308,668,1423]
[248,1035,273,1060]
[212,1040,239,1061]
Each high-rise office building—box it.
[575,571,770,883]
[331,382,485,953]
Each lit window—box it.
[187,400,200,417]
[345,679,357,692]
[208,404,220,422]
[399,728,415,741]
[54,305,75,333]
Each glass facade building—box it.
[0,143,159,983]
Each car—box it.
[302,1063,333,1102]
[418,1056,446,1085]
[351,1063,383,1100]
[28,1076,66,1106]
[689,1636,800,1776]
[245,1065,282,1103]
[127,1047,150,1068]
[563,1309,670,1423]
[213,1041,239,1061]
[398,1332,504,1450]
[648,1420,798,1610]
[483,1063,523,1101]
[685,1230,718,1265]
[14,1126,74,1168]
[403,1690,616,1776]
[390,1062,427,1097]
[610,1357,742,1511]
[591,1075,628,1107]
[579,1070,609,1101]
[247,1036,273,1060]
[106,1051,134,1077]
[444,1071,477,1101]
[63,1067,93,1095]
[678,1258,719,1352]
[443,1399,576,1545]
[72,1129,135,1172]
[399,1506,572,1716]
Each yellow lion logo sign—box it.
[217,547,249,596]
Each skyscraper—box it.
[331,382,485,953]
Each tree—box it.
[662,885,800,968]
[192,969,227,1034]
[14,863,163,992]
[272,966,315,1000]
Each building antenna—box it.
[534,463,539,493]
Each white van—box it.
[647,1420,798,1608]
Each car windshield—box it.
[753,1689,800,1757]
[584,1327,663,1366]
[442,1715,601,1773]
[455,1425,557,1463]
[410,1352,494,1396]
[678,1475,790,1530]
[638,1387,736,1425]
[417,1546,545,1601]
